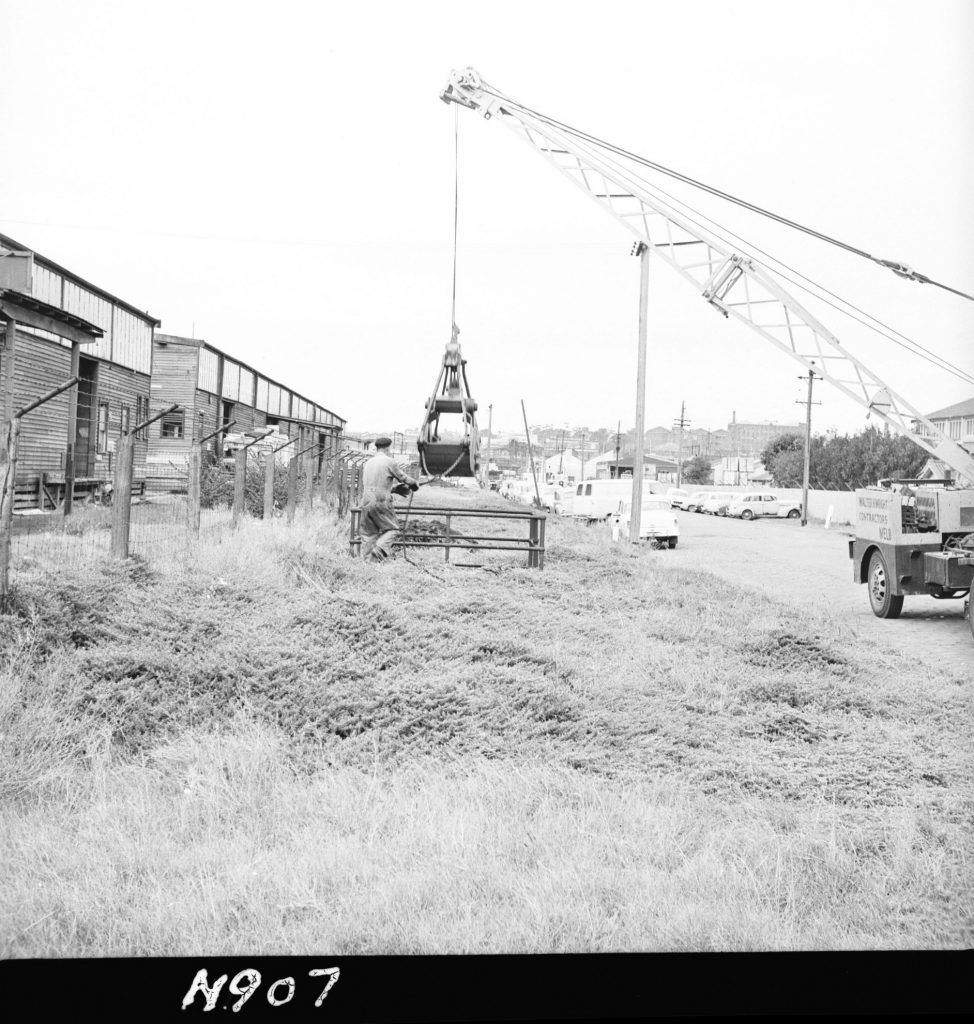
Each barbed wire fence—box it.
[1,423,374,607]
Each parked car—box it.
[687,491,712,513]
[665,487,689,508]
[534,484,567,512]
[572,478,654,521]
[610,496,680,548]
[702,492,736,515]
[727,492,802,520]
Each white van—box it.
[571,478,655,521]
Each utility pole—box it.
[673,400,690,488]
[796,366,820,527]
[630,241,649,543]
[615,419,621,479]
[485,403,493,487]
[580,429,587,482]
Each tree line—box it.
[759,427,926,490]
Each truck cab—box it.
[849,482,974,619]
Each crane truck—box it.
[440,68,974,637]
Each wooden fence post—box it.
[304,451,314,514]
[187,447,201,537]
[110,432,134,558]
[0,417,22,610]
[263,452,275,520]
[286,455,298,524]
[319,450,329,504]
[232,449,247,528]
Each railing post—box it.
[187,446,201,537]
[232,448,246,528]
[0,417,22,610]
[445,513,452,562]
[263,452,275,520]
[110,432,135,558]
[286,455,298,524]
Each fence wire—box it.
[4,443,373,596]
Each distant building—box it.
[599,453,678,482]
[542,449,584,486]
[916,397,974,450]
[148,334,344,486]
[713,456,764,487]
[727,418,802,458]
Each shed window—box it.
[120,405,131,436]
[161,411,185,439]
[97,402,110,454]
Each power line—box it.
[484,97,974,387]
[482,86,974,301]
[615,170,974,387]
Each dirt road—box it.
[663,509,974,667]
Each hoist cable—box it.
[451,103,460,336]
[480,85,974,302]
[613,163,974,386]
[476,84,973,384]
[534,112,974,385]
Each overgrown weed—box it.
[1,497,971,953]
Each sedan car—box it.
[686,491,711,513]
[609,496,680,548]
[727,492,802,519]
[701,492,736,516]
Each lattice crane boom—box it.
[441,68,974,486]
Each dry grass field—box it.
[1,488,971,955]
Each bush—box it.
[200,455,312,517]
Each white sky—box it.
[1,0,971,439]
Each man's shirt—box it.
[362,452,409,502]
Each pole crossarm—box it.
[442,68,974,486]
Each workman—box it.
[359,437,418,562]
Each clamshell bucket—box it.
[417,337,480,478]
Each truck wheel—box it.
[868,550,904,619]
[667,537,678,549]
[741,509,754,521]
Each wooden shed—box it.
[147,334,345,486]
[0,235,160,508]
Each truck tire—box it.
[868,550,904,619]
[667,537,678,549]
